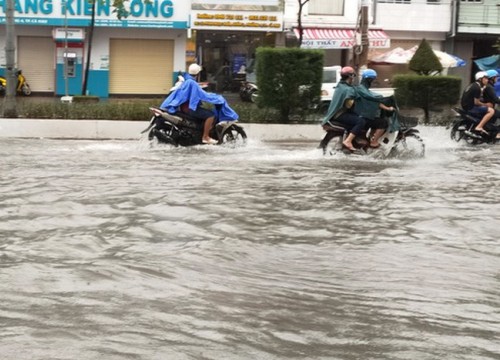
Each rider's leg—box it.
[343,132,357,151]
[475,107,494,132]
[202,116,217,143]
[341,115,365,151]
[370,128,386,147]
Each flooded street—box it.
[1,126,499,359]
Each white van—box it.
[320,66,342,106]
[319,66,394,113]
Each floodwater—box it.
[1,127,499,360]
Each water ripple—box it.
[1,134,500,359]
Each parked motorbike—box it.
[239,81,258,103]
[319,105,425,158]
[450,107,499,145]
[142,107,247,147]
[0,69,31,96]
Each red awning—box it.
[294,28,390,49]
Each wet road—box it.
[0,126,499,359]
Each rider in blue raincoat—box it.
[160,63,239,144]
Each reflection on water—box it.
[1,127,500,359]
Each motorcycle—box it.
[449,107,499,145]
[239,81,258,103]
[0,69,31,96]
[142,106,247,147]
[319,105,425,158]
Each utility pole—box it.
[352,0,369,83]
[82,0,96,96]
[3,0,17,118]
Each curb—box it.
[0,119,324,141]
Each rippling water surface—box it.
[1,127,499,360]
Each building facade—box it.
[0,0,190,97]
[1,0,497,97]
[453,0,500,83]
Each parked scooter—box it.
[239,81,258,103]
[0,69,31,96]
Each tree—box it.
[82,0,97,95]
[409,39,443,75]
[295,0,310,47]
[81,0,133,95]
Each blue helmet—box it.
[362,69,377,80]
[486,69,499,78]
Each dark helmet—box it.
[362,69,377,79]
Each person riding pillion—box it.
[482,69,500,109]
[354,69,395,148]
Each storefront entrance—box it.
[196,31,275,92]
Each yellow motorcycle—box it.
[0,69,31,96]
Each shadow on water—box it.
[1,126,500,359]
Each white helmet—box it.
[475,71,487,81]
[188,63,202,75]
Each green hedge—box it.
[2,98,288,123]
[393,74,461,123]
[256,47,324,123]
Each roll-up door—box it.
[109,39,174,95]
[18,37,55,92]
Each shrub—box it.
[255,47,323,123]
[393,74,461,123]
[409,39,443,75]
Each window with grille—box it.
[308,0,344,15]
[377,0,411,3]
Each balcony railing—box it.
[458,3,500,28]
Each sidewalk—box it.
[0,118,324,141]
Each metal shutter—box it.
[18,37,55,92]
[109,39,174,95]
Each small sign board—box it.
[52,28,85,42]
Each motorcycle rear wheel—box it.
[319,131,344,155]
[148,127,178,147]
[22,84,31,96]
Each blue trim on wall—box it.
[87,70,109,98]
[0,17,188,29]
[55,63,83,96]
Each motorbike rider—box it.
[321,66,366,151]
[460,71,495,136]
[160,63,238,145]
[482,69,500,109]
[354,69,395,148]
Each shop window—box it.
[308,0,344,15]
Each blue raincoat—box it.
[159,74,239,122]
